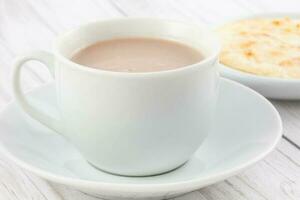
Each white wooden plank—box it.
[272,140,300,182]
[254,0,300,12]
[0,0,123,102]
[272,101,300,147]
[22,0,122,30]
[0,0,123,93]
[49,184,104,200]
[0,41,46,101]
[196,139,300,200]
[0,0,299,200]
[0,156,62,200]
[111,0,256,24]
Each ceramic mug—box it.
[12,18,220,176]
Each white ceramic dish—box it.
[0,78,282,200]
[215,12,300,100]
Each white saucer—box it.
[216,12,300,100]
[0,79,282,200]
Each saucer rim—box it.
[0,78,282,193]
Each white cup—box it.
[12,18,220,176]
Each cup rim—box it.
[53,18,220,76]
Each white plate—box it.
[0,79,282,200]
[215,12,300,100]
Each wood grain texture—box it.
[273,101,300,147]
[0,0,299,200]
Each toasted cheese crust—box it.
[217,18,300,79]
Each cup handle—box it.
[12,50,61,132]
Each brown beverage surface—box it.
[71,37,203,72]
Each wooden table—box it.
[0,0,299,199]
